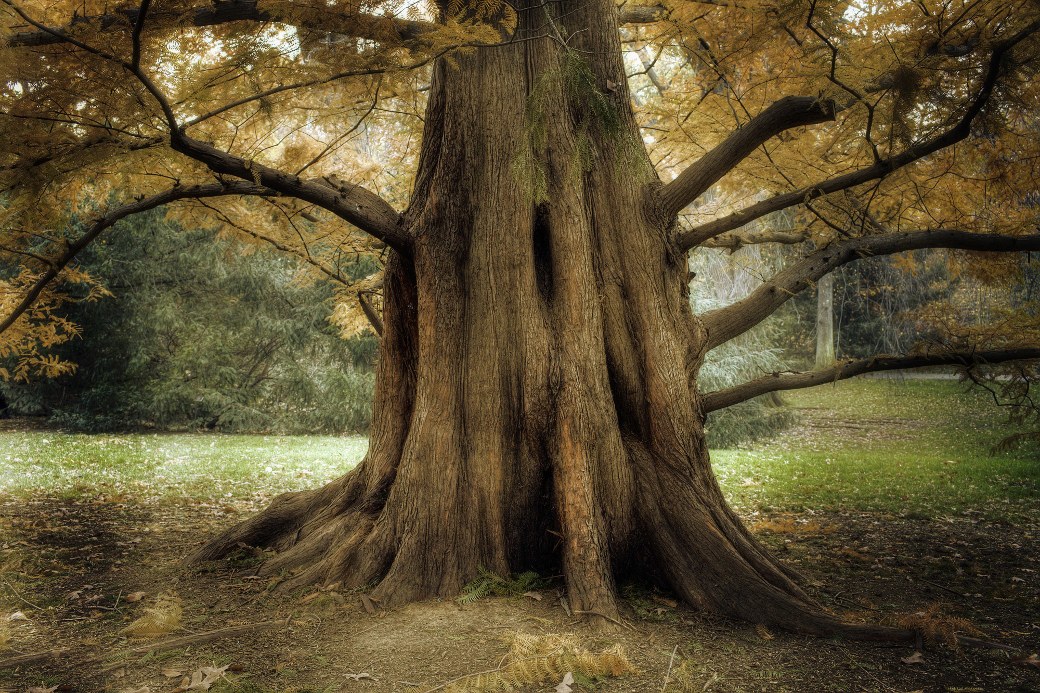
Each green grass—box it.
[0,379,1036,521]
[0,431,367,503]
[712,379,1040,519]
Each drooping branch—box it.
[701,348,1040,412]
[700,230,1040,351]
[676,17,1040,252]
[659,96,836,217]
[0,181,273,337]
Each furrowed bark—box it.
[702,231,1040,351]
[703,348,1040,412]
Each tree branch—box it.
[169,136,409,253]
[6,0,430,48]
[0,181,273,337]
[701,348,1040,413]
[676,17,1040,252]
[700,230,1040,351]
[4,1,709,49]
[700,228,808,251]
[660,96,836,217]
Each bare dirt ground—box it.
[1,414,1039,692]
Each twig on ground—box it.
[0,647,71,668]
[661,643,678,691]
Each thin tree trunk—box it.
[816,272,836,368]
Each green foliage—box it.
[1,208,377,433]
[458,568,547,604]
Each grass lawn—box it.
[3,379,1035,520]
[714,378,1040,519]
[1,378,1038,693]
[0,431,368,504]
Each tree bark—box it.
[190,1,911,639]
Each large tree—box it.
[3,0,1040,637]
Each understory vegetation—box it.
[0,209,378,434]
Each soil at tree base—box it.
[0,492,1037,691]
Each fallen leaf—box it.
[124,591,146,602]
[1013,653,1040,668]
[172,665,229,692]
[8,611,28,621]
[901,651,925,665]
[523,591,543,601]
[161,668,183,678]
[755,624,775,641]
[344,673,374,681]
[555,672,574,693]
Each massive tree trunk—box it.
[190,1,902,639]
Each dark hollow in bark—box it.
[190,1,913,641]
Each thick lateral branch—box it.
[700,228,808,251]
[170,135,409,253]
[7,1,663,48]
[6,0,429,48]
[702,348,1040,412]
[660,96,836,218]
[0,181,272,337]
[676,18,1040,251]
[700,230,1040,350]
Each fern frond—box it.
[122,591,183,638]
[443,632,636,692]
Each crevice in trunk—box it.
[532,202,555,303]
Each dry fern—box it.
[0,617,11,651]
[891,602,983,649]
[441,632,636,692]
[122,591,183,638]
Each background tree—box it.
[3,0,1040,638]
[0,207,378,432]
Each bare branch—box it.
[358,292,384,336]
[701,228,808,251]
[702,348,1040,413]
[676,17,1040,251]
[660,96,836,218]
[0,181,273,337]
[700,230,1040,351]
[169,136,409,252]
